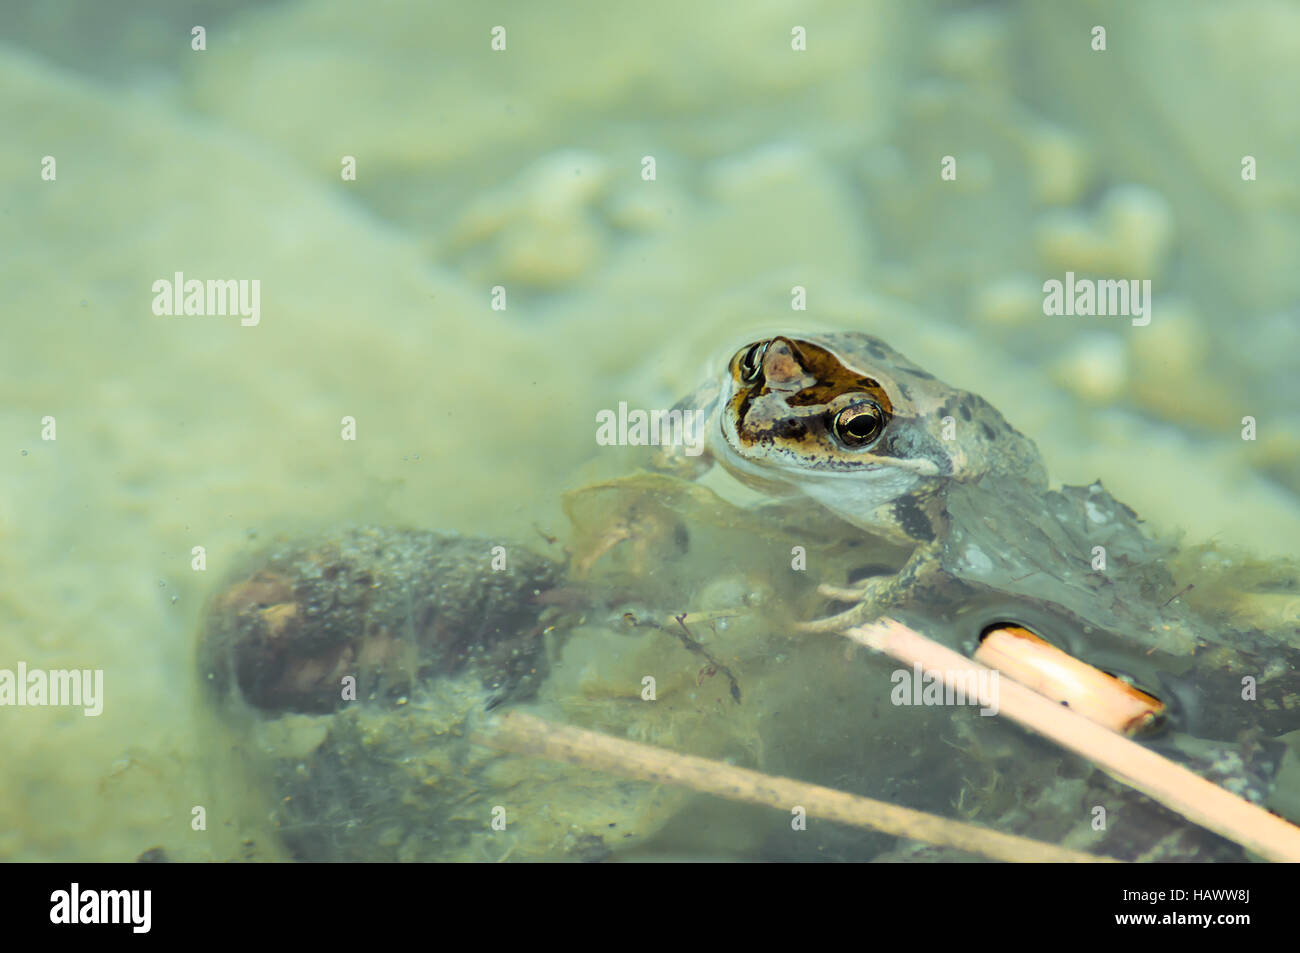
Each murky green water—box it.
[2,1,1298,861]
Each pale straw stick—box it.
[845,617,1300,863]
[474,709,1119,862]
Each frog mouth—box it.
[723,433,941,480]
[714,434,923,501]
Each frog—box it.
[651,330,1300,814]
[659,332,1216,666]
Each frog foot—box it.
[795,577,891,633]
[795,595,882,633]
[797,542,942,633]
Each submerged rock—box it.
[199,526,559,715]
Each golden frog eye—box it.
[737,340,769,383]
[831,401,884,448]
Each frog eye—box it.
[831,401,884,448]
[737,341,769,383]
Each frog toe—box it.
[816,581,876,602]
[796,598,882,633]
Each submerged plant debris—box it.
[195,475,1300,862]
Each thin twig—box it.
[473,710,1120,863]
[622,610,742,703]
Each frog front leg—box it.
[797,539,945,632]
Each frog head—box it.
[711,332,1046,543]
